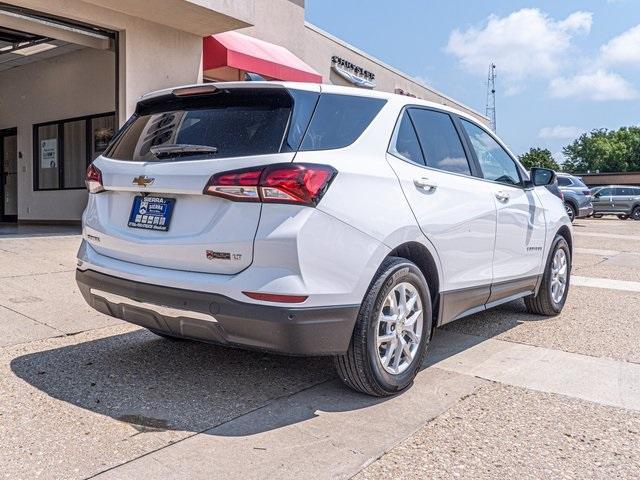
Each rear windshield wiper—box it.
[150,144,218,158]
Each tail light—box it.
[583,190,591,196]
[203,163,336,206]
[86,164,105,193]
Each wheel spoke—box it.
[406,292,418,312]
[383,339,397,367]
[398,283,407,312]
[404,309,422,328]
[402,338,413,360]
[404,329,420,343]
[377,333,395,346]
[393,338,403,369]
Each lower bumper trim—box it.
[76,269,359,356]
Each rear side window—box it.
[299,94,386,151]
[390,112,424,165]
[557,177,572,187]
[407,108,471,175]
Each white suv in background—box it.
[77,82,572,397]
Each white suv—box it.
[77,82,572,396]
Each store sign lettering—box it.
[331,55,376,88]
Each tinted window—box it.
[300,94,386,151]
[461,119,521,186]
[390,112,424,165]
[557,177,572,187]
[574,177,587,187]
[106,91,293,161]
[615,187,634,196]
[407,109,471,175]
[597,188,612,196]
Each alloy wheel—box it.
[550,249,568,304]
[375,282,423,375]
[564,203,575,221]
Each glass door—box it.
[1,128,18,222]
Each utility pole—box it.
[486,63,496,132]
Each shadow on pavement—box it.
[11,300,537,436]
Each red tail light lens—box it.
[204,167,262,202]
[203,163,336,206]
[86,163,104,193]
[583,190,591,196]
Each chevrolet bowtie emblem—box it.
[132,175,155,187]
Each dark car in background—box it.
[557,174,593,222]
[592,185,640,220]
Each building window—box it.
[34,112,115,191]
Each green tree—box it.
[562,127,640,173]
[518,147,560,171]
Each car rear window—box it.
[299,94,386,151]
[103,89,385,161]
[105,89,301,161]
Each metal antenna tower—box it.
[486,63,496,132]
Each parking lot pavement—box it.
[356,383,640,480]
[0,324,334,479]
[0,231,120,345]
[2,218,640,479]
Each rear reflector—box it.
[243,291,308,303]
[203,163,336,206]
[86,163,104,193]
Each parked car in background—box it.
[592,185,640,220]
[76,82,572,397]
[556,174,593,222]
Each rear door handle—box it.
[414,177,437,191]
[495,190,510,202]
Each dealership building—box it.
[0,0,487,223]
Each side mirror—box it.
[593,192,601,198]
[530,167,556,187]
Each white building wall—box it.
[0,48,115,221]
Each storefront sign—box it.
[395,88,419,99]
[40,138,58,169]
[331,56,376,88]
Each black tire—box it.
[334,257,432,397]
[147,328,185,341]
[618,214,629,220]
[524,235,571,316]
[564,202,576,222]
[632,206,640,221]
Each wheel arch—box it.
[387,241,441,330]
[556,225,573,257]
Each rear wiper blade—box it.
[150,144,218,158]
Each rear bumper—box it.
[578,204,594,218]
[76,269,359,355]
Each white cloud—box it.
[549,70,638,100]
[600,24,640,66]
[539,126,586,139]
[445,8,592,90]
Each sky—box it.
[305,0,640,163]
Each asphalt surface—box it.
[1,218,639,479]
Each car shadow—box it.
[10,299,541,436]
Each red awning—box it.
[203,31,322,83]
